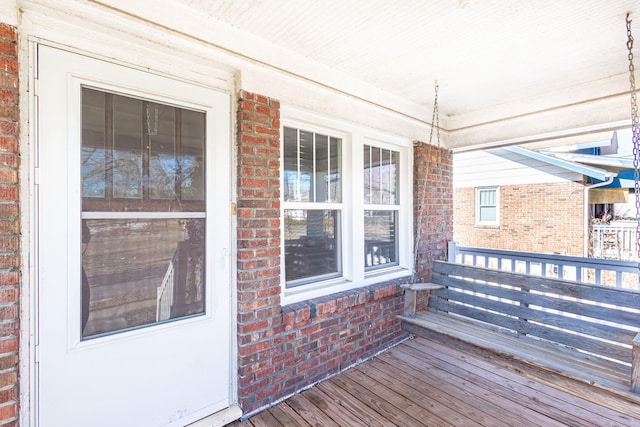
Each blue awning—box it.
[596,169,636,188]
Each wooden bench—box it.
[400,260,640,397]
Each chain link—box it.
[428,82,441,150]
[146,103,158,136]
[626,14,640,279]
[414,82,441,279]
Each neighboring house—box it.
[0,2,637,427]
[453,141,633,257]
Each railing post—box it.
[447,241,458,263]
[632,332,640,394]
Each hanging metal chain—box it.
[428,82,441,151]
[414,81,441,279]
[146,103,158,136]
[626,13,640,276]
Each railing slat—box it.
[450,244,640,291]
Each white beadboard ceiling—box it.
[94,0,640,148]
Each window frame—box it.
[475,186,500,226]
[281,110,413,304]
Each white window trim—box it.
[475,186,500,226]
[281,107,413,305]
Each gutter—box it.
[584,174,616,257]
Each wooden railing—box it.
[402,260,640,394]
[448,242,640,290]
[156,255,176,322]
[592,223,638,261]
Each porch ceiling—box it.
[96,0,640,149]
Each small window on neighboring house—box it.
[476,187,499,225]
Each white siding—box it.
[453,148,583,188]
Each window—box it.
[282,117,411,302]
[364,145,399,270]
[476,187,499,225]
[283,127,342,286]
[81,87,206,338]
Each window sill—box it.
[281,278,407,329]
[282,267,411,305]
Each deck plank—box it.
[285,394,341,427]
[268,403,311,427]
[231,336,640,427]
[342,367,476,426]
[274,401,311,427]
[402,340,620,427]
[360,356,524,427]
[329,372,427,426]
[382,344,568,427]
[315,377,393,427]
[244,408,283,427]
[407,325,640,420]
[300,385,376,427]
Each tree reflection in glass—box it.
[80,87,207,339]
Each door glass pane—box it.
[284,209,341,285]
[81,218,205,338]
[81,87,207,340]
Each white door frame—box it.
[23,39,239,426]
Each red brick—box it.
[0,25,16,42]
[0,90,17,107]
[0,137,17,153]
[0,74,17,92]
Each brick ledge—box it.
[282,282,404,329]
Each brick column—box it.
[0,23,19,425]
[414,142,452,280]
[236,90,284,412]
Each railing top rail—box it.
[455,245,638,269]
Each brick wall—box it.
[0,23,19,426]
[453,181,585,255]
[414,142,453,277]
[235,91,452,415]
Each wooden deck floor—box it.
[229,336,640,427]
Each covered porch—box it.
[232,335,640,426]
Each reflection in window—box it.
[283,127,341,203]
[364,145,398,205]
[364,144,399,271]
[81,87,207,339]
[81,219,205,338]
[283,126,343,286]
[284,209,341,285]
[364,211,397,270]
[81,88,205,212]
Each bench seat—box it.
[400,260,640,400]
[401,311,633,395]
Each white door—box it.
[36,45,232,427]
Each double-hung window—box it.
[476,187,499,225]
[282,117,412,302]
[283,127,342,286]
